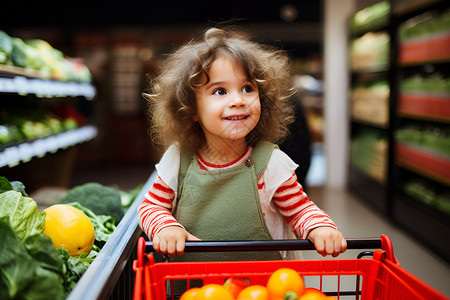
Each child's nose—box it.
[228,93,246,108]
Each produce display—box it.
[180,268,336,300]
[0,30,92,83]
[398,8,450,63]
[349,1,390,34]
[350,128,388,183]
[403,179,450,215]
[350,32,389,71]
[59,182,125,225]
[0,101,88,144]
[0,176,142,299]
[400,72,450,96]
[351,80,390,126]
[395,124,450,158]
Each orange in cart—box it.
[179,287,200,300]
[266,268,305,300]
[195,284,234,300]
[237,285,269,300]
[299,287,326,299]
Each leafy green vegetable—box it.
[0,216,66,300]
[57,247,97,291]
[67,202,116,245]
[120,183,144,210]
[10,181,28,197]
[55,202,115,291]
[60,182,125,224]
[0,190,46,240]
[0,176,28,196]
[0,176,13,194]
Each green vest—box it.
[172,141,283,262]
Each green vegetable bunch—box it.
[0,30,92,82]
[60,182,126,225]
[0,177,117,299]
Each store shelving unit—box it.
[390,0,450,261]
[349,0,450,262]
[348,1,392,213]
[0,68,97,190]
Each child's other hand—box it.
[307,227,347,257]
[153,226,201,257]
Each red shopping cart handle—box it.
[144,238,383,252]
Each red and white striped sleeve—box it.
[272,173,338,239]
[137,175,184,239]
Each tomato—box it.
[266,268,305,300]
[179,287,200,300]
[224,278,250,298]
[195,284,234,300]
[237,285,269,300]
[299,288,327,300]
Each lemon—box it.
[44,204,95,256]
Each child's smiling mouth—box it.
[225,115,249,121]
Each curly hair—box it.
[144,26,295,151]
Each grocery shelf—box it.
[398,39,450,65]
[0,69,96,99]
[0,125,97,168]
[398,93,450,123]
[393,0,444,16]
[393,192,450,261]
[349,165,388,213]
[351,117,389,129]
[395,142,450,186]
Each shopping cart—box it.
[133,234,449,300]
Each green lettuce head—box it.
[0,190,46,240]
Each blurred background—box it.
[1,0,449,297]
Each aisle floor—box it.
[72,162,450,297]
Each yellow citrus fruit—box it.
[44,204,95,256]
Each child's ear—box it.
[193,114,200,122]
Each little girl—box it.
[138,26,347,261]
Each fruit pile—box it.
[179,268,337,300]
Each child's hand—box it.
[307,227,347,257]
[153,226,201,257]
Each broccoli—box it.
[60,183,125,225]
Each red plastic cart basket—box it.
[133,235,449,300]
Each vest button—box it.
[245,158,253,167]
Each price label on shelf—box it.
[0,75,96,99]
[0,126,98,168]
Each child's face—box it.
[194,56,261,147]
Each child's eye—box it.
[242,85,254,93]
[213,88,226,96]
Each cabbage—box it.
[0,190,46,241]
[0,217,66,300]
